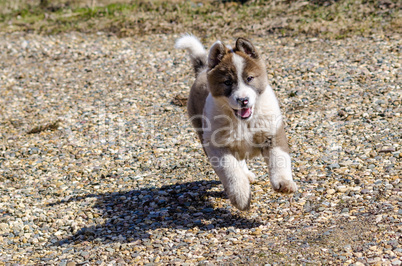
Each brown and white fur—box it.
[175,35,297,211]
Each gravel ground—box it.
[0,32,401,265]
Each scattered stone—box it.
[0,32,399,265]
[336,186,348,193]
[391,259,401,266]
[367,257,381,264]
[379,146,396,153]
[327,189,336,195]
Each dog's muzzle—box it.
[233,106,253,120]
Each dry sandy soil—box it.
[0,30,401,264]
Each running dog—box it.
[175,35,297,210]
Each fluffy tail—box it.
[175,35,207,75]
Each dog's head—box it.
[206,38,268,121]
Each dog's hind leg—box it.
[205,147,251,211]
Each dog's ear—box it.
[235,38,259,59]
[208,41,226,69]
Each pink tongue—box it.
[239,108,251,118]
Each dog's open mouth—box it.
[234,107,253,120]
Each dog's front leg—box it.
[205,146,251,211]
[262,125,297,194]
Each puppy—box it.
[175,35,297,211]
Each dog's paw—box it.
[226,181,252,211]
[229,192,251,211]
[272,179,297,194]
[245,170,257,184]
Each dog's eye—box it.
[224,80,233,86]
[246,76,254,83]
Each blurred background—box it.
[0,0,400,38]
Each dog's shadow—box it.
[51,180,261,245]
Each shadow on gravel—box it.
[50,180,261,246]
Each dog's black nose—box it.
[237,97,249,107]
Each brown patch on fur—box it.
[252,132,272,148]
[252,122,290,153]
[207,52,237,98]
[187,71,209,141]
[241,54,268,95]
